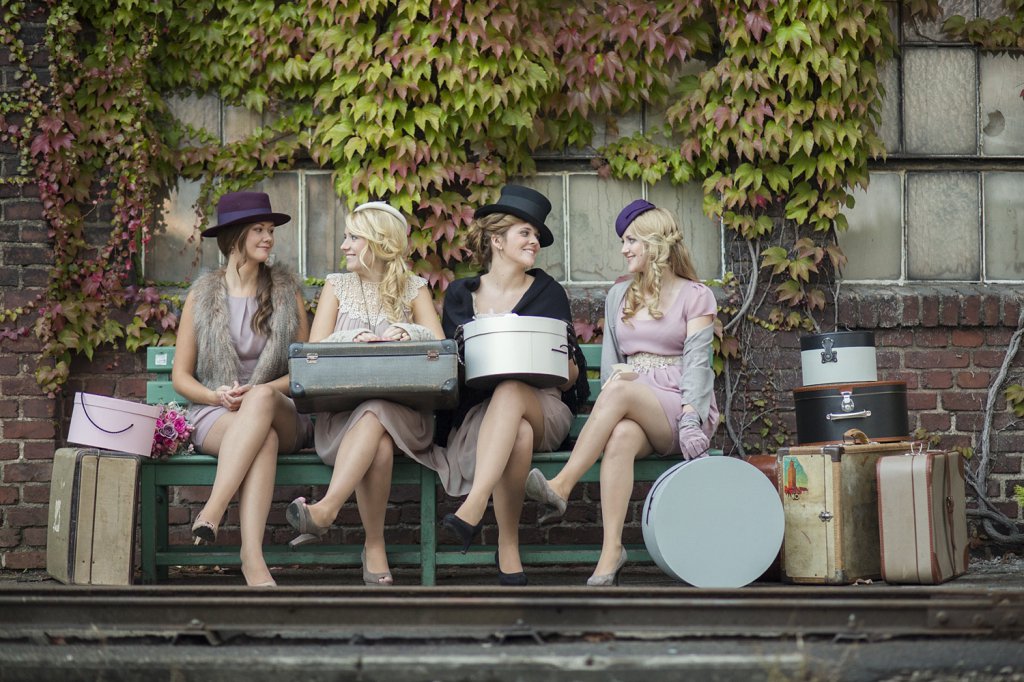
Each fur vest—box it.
[188,265,302,391]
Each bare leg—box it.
[355,434,395,578]
[197,385,300,528]
[547,380,674,502]
[455,381,545,525]
[305,411,388,529]
[236,429,280,586]
[593,420,652,576]
[491,419,534,573]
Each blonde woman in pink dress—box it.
[285,202,444,585]
[525,200,718,586]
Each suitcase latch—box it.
[820,337,838,364]
[427,350,439,361]
[819,511,834,522]
[305,353,319,364]
[840,391,854,412]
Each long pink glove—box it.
[677,412,710,460]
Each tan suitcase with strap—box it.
[876,448,969,584]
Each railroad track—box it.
[2,585,1022,643]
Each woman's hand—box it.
[677,411,709,460]
[354,330,383,342]
[380,325,411,342]
[214,382,250,411]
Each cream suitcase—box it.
[47,448,140,585]
[877,450,969,584]
[778,440,910,584]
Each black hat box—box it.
[792,380,909,445]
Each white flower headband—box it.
[352,201,409,233]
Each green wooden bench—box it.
[141,344,720,585]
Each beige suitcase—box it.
[778,440,911,584]
[47,448,140,585]
[877,450,969,584]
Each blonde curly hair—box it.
[345,206,412,323]
[621,207,700,322]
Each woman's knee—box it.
[240,383,278,411]
[490,379,532,406]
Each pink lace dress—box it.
[313,273,450,473]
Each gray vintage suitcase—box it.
[289,340,459,413]
[47,447,140,585]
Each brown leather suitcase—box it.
[877,450,969,584]
[47,448,140,585]
[778,440,910,584]
[746,454,782,582]
[289,340,459,413]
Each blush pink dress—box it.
[612,281,719,455]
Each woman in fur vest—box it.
[172,190,313,587]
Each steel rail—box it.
[1,585,1021,641]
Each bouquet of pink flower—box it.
[151,402,195,459]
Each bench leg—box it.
[420,466,436,586]
[138,464,167,581]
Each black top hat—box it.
[201,191,291,238]
[474,185,554,247]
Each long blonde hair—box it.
[466,212,522,271]
[345,206,412,323]
[217,224,274,336]
[621,208,700,322]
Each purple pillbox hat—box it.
[615,199,656,237]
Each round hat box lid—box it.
[642,456,784,588]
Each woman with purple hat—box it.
[284,201,445,586]
[524,199,718,586]
[172,190,313,587]
[435,185,590,586]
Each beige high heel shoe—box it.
[586,548,628,587]
[361,549,394,586]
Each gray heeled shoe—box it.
[286,497,330,548]
[586,548,628,587]
[361,549,394,586]
[525,469,567,522]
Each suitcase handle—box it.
[826,409,871,421]
[79,398,134,435]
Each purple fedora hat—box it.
[201,191,291,238]
[474,185,554,247]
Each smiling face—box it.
[340,229,372,275]
[620,225,649,274]
[494,221,540,269]
[242,221,275,262]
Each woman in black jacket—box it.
[437,185,587,586]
